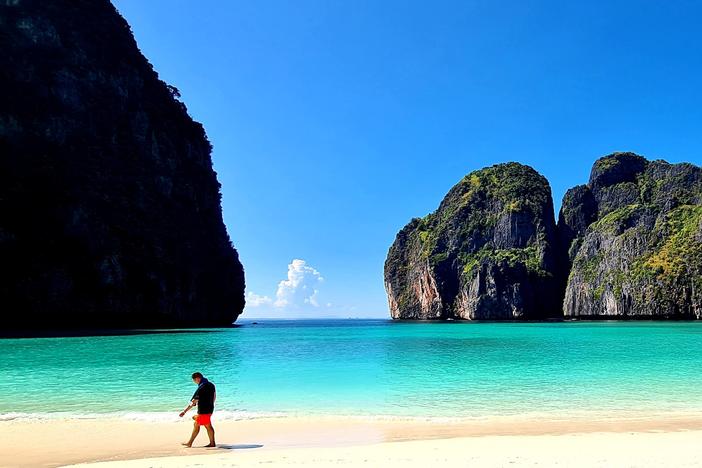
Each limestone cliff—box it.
[0,0,245,329]
[387,153,702,321]
[559,153,702,318]
[384,163,561,320]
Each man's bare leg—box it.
[182,420,200,447]
[204,423,216,447]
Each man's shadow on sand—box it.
[214,444,263,450]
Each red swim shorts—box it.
[195,414,212,426]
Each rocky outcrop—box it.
[0,0,245,329]
[384,163,561,320]
[559,153,702,318]
[387,153,702,321]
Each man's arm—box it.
[180,386,201,417]
[179,399,198,417]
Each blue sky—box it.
[113,0,702,318]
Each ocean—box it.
[2,319,702,421]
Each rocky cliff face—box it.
[384,163,561,320]
[0,0,245,329]
[559,153,702,318]
[387,153,702,320]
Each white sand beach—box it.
[3,414,702,467]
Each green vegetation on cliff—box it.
[459,244,550,279]
[416,163,552,266]
[637,205,702,281]
[562,153,702,318]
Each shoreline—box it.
[3,318,701,339]
[4,413,702,467]
[4,407,702,422]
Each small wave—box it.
[4,408,701,423]
[0,409,287,422]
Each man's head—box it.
[191,372,203,384]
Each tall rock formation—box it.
[559,153,702,318]
[387,153,702,321]
[0,0,245,329]
[384,163,561,320]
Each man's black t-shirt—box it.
[191,380,216,414]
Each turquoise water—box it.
[2,320,702,420]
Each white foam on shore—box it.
[3,408,702,424]
[0,410,288,422]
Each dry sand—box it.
[2,414,702,467]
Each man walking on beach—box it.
[179,372,216,447]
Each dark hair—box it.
[191,372,203,379]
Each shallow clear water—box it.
[2,319,702,420]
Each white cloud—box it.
[245,259,328,316]
[273,259,324,308]
[246,291,272,307]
